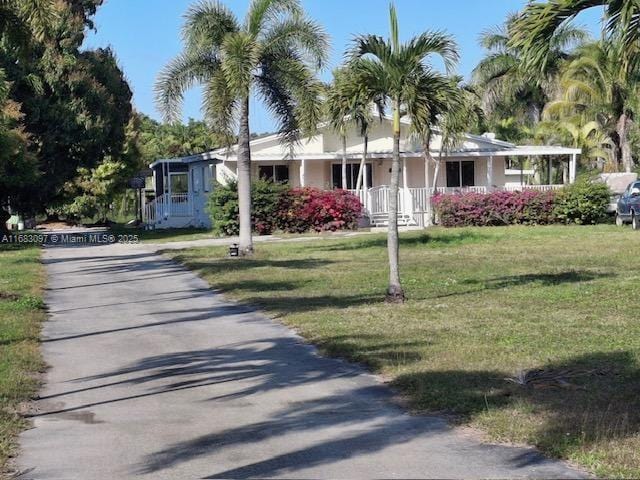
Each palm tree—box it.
[326,65,384,192]
[156,0,328,255]
[473,14,587,125]
[347,3,458,303]
[510,1,640,74]
[544,40,639,172]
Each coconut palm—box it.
[156,0,328,255]
[347,3,458,302]
[544,40,640,172]
[473,14,587,125]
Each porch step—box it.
[370,213,417,228]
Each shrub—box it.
[434,190,557,227]
[554,177,611,225]
[208,183,362,235]
[277,188,362,233]
[207,179,288,236]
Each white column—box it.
[299,159,306,187]
[402,157,409,215]
[486,155,494,192]
[363,163,369,211]
[569,153,577,184]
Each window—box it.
[332,163,373,189]
[446,161,475,188]
[258,165,289,183]
[169,173,189,194]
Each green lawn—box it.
[0,244,46,476]
[168,224,640,478]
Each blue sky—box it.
[84,0,602,134]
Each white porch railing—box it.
[501,184,564,192]
[143,193,195,225]
[348,185,565,227]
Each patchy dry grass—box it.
[168,225,640,478]
[0,244,46,476]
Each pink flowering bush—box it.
[433,190,557,227]
[277,187,363,233]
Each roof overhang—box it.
[149,151,223,169]
[218,145,582,163]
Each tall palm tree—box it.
[156,0,328,255]
[347,3,458,303]
[326,65,384,192]
[473,14,587,125]
[544,40,639,171]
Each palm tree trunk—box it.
[422,133,433,226]
[237,96,253,255]
[341,134,348,189]
[617,113,633,173]
[386,100,405,303]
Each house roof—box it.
[191,117,582,163]
[149,151,222,169]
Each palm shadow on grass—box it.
[307,231,491,252]
[394,350,640,461]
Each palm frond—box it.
[220,32,258,98]
[261,16,329,69]
[400,30,459,73]
[347,34,393,64]
[155,51,219,122]
[182,0,239,54]
[202,69,238,143]
[246,0,302,37]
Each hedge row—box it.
[207,180,362,235]
[434,179,611,227]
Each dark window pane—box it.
[446,162,460,187]
[275,165,289,183]
[461,161,475,187]
[258,165,274,181]
[332,164,341,188]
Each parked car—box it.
[616,181,640,230]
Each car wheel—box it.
[616,213,624,226]
[633,213,639,231]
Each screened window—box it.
[258,165,289,183]
[331,163,373,189]
[446,161,475,188]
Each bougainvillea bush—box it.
[208,183,362,235]
[207,179,288,236]
[277,187,362,233]
[434,190,558,227]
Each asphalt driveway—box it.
[17,242,586,479]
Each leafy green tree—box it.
[0,73,37,232]
[347,3,458,302]
[1,1,133,216]
[156,0,328,256]
[135,113,224,165]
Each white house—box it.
[143,117,581,229]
